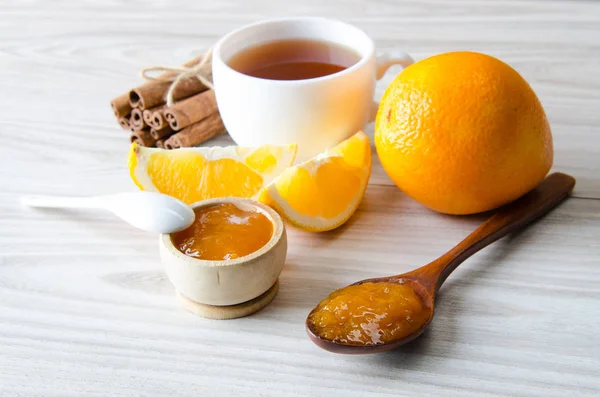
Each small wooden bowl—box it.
[159,198,287,319]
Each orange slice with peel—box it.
[128,142,297,204]
[259,131,371,232]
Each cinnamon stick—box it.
[110,93,132,118]
[118,116,131,130]
[150,109,167,130]
[163,90,218,131]
[150,125,175,140]
[130,108,145,131]
[143,105,164,126]
[164,112,225,149]
[156,139,166,149]
[128,55,210,110]
[130,128,156,147]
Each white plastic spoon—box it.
[21,191,195,234]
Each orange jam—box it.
[307,282,432,346]
[171,203,273,261]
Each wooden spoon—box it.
[306,172,576,354]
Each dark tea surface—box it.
[227,39,361,81]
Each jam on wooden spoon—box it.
[307,173,576,354]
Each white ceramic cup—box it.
[212,17,414,161]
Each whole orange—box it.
[375,51,553,215]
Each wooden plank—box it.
[1,185,599,396]
[1,0,599,197]
[1,0,599,395]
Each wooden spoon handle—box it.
[409,173,576,293]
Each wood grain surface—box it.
[1,0,599,396]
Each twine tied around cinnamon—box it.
[140,49,214,107]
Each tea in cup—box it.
[212,17,414,161]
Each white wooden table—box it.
[2,1,599,395]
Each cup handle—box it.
[376,50,414,80]
[370,50,415,121]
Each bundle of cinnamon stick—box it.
[110,55,225,149]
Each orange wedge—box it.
[259,131,371,232]
[128,143,297,204]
